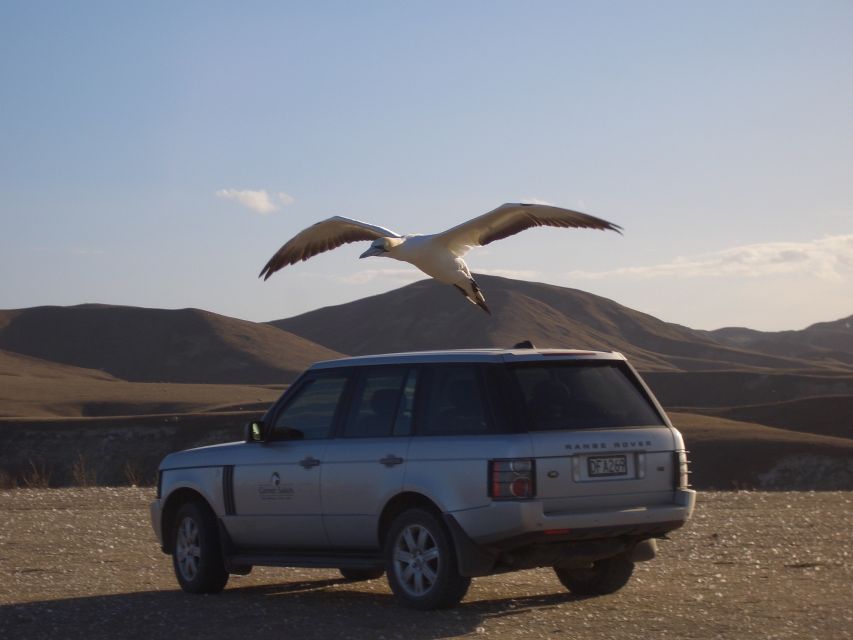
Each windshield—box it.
[511,361,665,431]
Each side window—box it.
[419,366,490,436]
[394,369,418,436]
[272,374,349,440]
[344,368,416,438]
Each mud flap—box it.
[443,513,497,577]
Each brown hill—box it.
[709,314,853,366]
[643,370,853,408]
[695,396,853,440]
[670,411,853,489]
[271,275,853,374]
[0,304,341,385]
[0,349,281,418]
[0,348,118,382]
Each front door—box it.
[228,371,350,549]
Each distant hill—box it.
[708,315,853,366]
[0,347,281,418]
[271,275,852,374]
[0,348,119,383]
[0,304,341,384]
[669,412,853,489]
[2,280,851,440]
[695,396,853,440]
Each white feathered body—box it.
[387,235,472,284]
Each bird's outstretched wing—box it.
[435,203,622,255]
[259,216,401,280]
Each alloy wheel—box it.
[175,516,201,582]
[392,523,441,597]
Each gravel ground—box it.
[1,489,851,640]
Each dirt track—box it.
[1,489,851,640]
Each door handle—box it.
[379,455,404,467]
[299,456,321,469]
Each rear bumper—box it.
[450,488,696,545]
[445,489,695,577]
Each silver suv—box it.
[150,348,695,609]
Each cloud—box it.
[520,198,556,206]
[215,188,295,214]
[475,268,543,280]
[565,234,853,282]
[336,268,423,285]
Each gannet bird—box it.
[259,202,621,314]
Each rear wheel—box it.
[172,501,229,594]
[554,553,634,596]
[384,508,471,610]
[339,568,384,581]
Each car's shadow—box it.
[1,576,585,640]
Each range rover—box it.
[150,348,695,609]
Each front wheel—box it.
[172,501,229,594]
[554,553,634,596]
[384,508,471,610]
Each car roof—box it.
[309,348,626,369]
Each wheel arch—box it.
[161,487,215,553]
[377,491,443,548]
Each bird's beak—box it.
[359,246,383,259]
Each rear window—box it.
[511,362,664,431]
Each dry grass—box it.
[19,459,52,488]
[123,460,144,487]
[0,469,16,489]
[70,452,97,486]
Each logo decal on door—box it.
[258,471,295,500]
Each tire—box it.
[384,508,471,610]
[172,501,229,594]
[339,568,385,581]
[554,553,634,596]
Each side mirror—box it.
[244,421,266,443]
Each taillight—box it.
[489,458,536,499]
[674,450,689,489]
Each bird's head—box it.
[359,236,402,259]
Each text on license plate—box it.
[587,455,628,477]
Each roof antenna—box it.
[513,340,535,349]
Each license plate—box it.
[587,455,628,477]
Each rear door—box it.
[404,364,531,513]
[321,366,417,548]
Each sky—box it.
[1,1,851,331]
